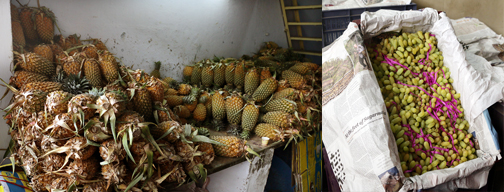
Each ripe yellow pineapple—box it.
[117,110,146,140]
[201,64,214,89]
[241,101,259,139]
[289,63,311,75]
[85,117,112,143]
[150,121,183,142]
[185,100,198,112]
[99,139,126,163]
[41,154,65,173]
[19,7,39,42]
[11,20,25,47]
[244,68,260,95]
[62,55,82,76]
[84,59,103,87]
[210,136,246,157]
[34,7,55,43]
[197,142,215,165]
[174,105,191,118]
[234,61,246,91]
[33,44,54,63]
[93,39,108,51]
[193,103,206,122]
[150,61,162,78]
[282,70,306,89]
[255,123,282,141]
[190,63,202,86]
[260,67,272,83]
[64,136,97,160]
[98,51,119,83]
[68,93,97,120]
[165,95,184,107]
[273,88,299,100]
[83,45,99,60]
[265,98,297,113]
[146,76,165,102]
[130,86,153,121]
[214,62,226,88]
[225,92,244,126]
[262,111,293,128]
[67,158,100,180]
[10,70,49,89]
[15,52,56,77]
[225,62,235,88]
[21,81,62,93]
[178,84,192,95]
[252,77,278,102]
[183,65,194,82]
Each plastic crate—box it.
[322,3,417,47]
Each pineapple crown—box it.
[62,73,92,95]
[88,87,105,97]
[154,61,161,70]
[169,80,179,89]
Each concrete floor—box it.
[414,0,504,35]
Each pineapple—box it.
[64,136,97,160]
[226,92,244,126]
[83,180,111,192]
[83,44,99,60]
[93,39,108,51]
[190,63,202,86]
[94,90,127,133]
[15,52,56,77]
[234,61,246,91]
[302,62,320,71]
[40,134,66,153]
[154,139,180,165]
[255,123,282,141]
[11,19,25,47]
[282,70,306,89]
[68,158,100,180]
[166,88,178,95]
[6,89,48,114]
[182,86,200,105]
[197,142,215,165]
[11,3,19,21]
[117,110,146,140]
[146,76,165,102]
[225,62,235,88]
[31,173,57,192]
[34,7,55,43]
[178,84,192,95]
[183,65,194,82]
[165,95,183,107]
[214,62,226,88]
[154,101,178,123]
[98,51,119,83]
[210,136,246,157]
[50,176,76,191]
[174,105,191,118]
[150,61,161,78]
[185,100,198,112]
[45,113,78,139]
[9,71,49,89]
[19,7,39,42]
[99,139,126,163]
[68,93,97,120]
[262,111,293,128]
[41,153,65,172]
[21,81,62,93]
[276,79,290,92]
[211,91,226,124]
[102,163,128,186]
[85,117,112,143]
[150,121,184,143]
[201,64,214,89]
[252,77,278,102]
[201,91,212,118]
[260,67,272,83]
[289,63,311,75]
[62,55,83,76]
[264,98,297,113]
[240,101,259,139]
[83,59,103,87]
[158,162,186,184]
[244,68,260,95]
[193,103,206,122]
[33,44,54,62]
[273,88,299,100]
[45,91,73,115]
[129,85,153,121]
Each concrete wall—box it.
[414,0,504,35]
[0,1,13,158]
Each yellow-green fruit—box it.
[289,63,310,75]
[16,52,55,77]
[193,103,207,122]
[21,82,62,93]
[240,103,259,139]
[45,91,73,115]
[210,136,246,158]
[13,90,48,113]
[262,111,292,128]
[252,78,278,102]
[201,65,214,88]
[33,44,54,63]
[225,93,244,125]
[255,123,282,141]
[244,68,260,95]
[273,88,299,100]
[214,63,226,88]
[190,65,202,85]
[83,59,103,87]
[212,92,226,120]
[150,61,161,79]
[282,70,306,89]
[165,95,184,107]
[183,66,194,82]
[10,71,50,89]
[174,105,191,118]
[98,53,119,84]
[225,62,235,86]
[34,7,55,43]
[265,98,296,113]
[234,62,246,90]
[133,88,153,121]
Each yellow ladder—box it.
[280,0,322,56]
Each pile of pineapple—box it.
[6,2,321,192]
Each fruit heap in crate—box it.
[7,2,321,192]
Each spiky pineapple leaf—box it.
[125,174,144,192]
[123,134,135,164]
[192,135,225,146]
[147,150,154,179]
[156,125,176,141]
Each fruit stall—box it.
[1,1,322,191]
